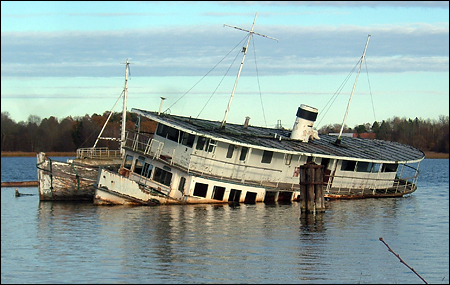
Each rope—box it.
[71,162,80,192]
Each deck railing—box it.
[76,147,121,160]
[324,163,420,196]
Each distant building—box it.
[329,133,377,139]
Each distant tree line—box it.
[1,111,448,154]
[1,111,156,153]
[317,115,449,153]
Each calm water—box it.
[1,157,449,284]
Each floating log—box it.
[1,181,38,187]
[15,188,35,197]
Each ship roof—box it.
[132,108,425,164]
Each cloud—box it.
[1,22,448,77]
[219,1,449,8]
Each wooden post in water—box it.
[300,161,325,214]
[314,164,325,212]
[299,166,307,211]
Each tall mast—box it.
[120,59,130,156]
[335,35,371,144]
[92,59,131,151]
[220,13,278,128]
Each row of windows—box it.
[226,144,274,164]
[156,123,274,164]
[125,155,173,186]
[340,160,398,173]
[156,124,195,147]
[156,124,400,170]
[193,182,257,203]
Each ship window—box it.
[341,160,356,171]
[133,159,144,174]
[166,127,179,142]
[356,162,372,172]
[181,132,195,147]
[123,155,133,170]
[321,158,330,169]
[261,150,273,164]
[156,124,180,143]
[372,163,381,173]
[206,139,216,152]
[178,177,186,192]
[226,144,235,158]
[142,162,153,178]
[239,147,248,161]
[193,182,208,198]
[382,163,398,172]
[153,167,172,186]
[196,136,207,150]
[196,137,216,153]
[229,189,241,202]
[212,185,225,200]
[244,192,257,204]
[156,124,167,137]
[285,154,293,165]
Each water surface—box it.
[1,157,448,284]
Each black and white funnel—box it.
[290,104,319,142]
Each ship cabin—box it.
[104,105,424,204]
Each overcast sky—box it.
[1,1,448,129]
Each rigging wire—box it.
[197,45,242,118]
[364,58,376,124]
[79,90,124,148]
[252,36,267,128]
[163,34,248,114]
[315,60,360,128]
[364,56,383,159]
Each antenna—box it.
[220,13,278,128]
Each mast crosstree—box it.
[220,13,278,128]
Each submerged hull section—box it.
[94,168,299,206]
[36,152,121,202]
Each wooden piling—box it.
[314,165,325,212]
[300,161,325,214]
[307,165,315,212]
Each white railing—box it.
[324,163,420,195]
[76,147,121,159]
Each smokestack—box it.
[243,116,250,128]
[290,104,319,142]
[158,97,166,115]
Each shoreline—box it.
[1,151,77,157]
[1,151,448,159]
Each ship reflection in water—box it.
[30,195,439,284]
